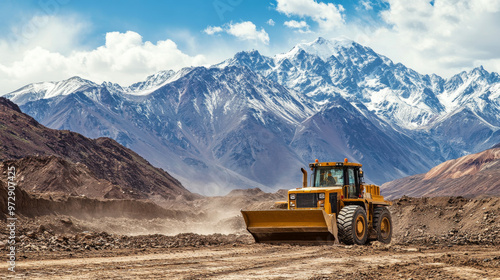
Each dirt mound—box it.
[0,182,196,221]
[381,147,500,199]
[161,188,286,217]
[226,187,267,197]
[391,196,500,245]
[0,97,195,201]
[225,188,288,198]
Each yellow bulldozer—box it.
[241,159,392,245]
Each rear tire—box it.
[373,206,392,244]
[338,205,368,245]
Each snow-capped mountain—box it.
[220,37,445,130]
[4,37,500,195]
[221,37,500,159]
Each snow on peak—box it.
[122,70,178,96]
[280,37,356,61]
[5,76,97,105]
[212,50,271,70]
[50,76,97,96]
[470,66,495,80]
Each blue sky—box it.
[1,0,500,92]
[0,1,385,47]
[0,0,387,54]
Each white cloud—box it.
[276,0,345,30]
[77,31,206,75]
[204,21,270,45]
[284,20,308,29]
[204,26,224,35]
[0,26,207,93]
[267,19,276,26]
[284,20,311,33]
[227,22,269,44]
[364,0,500,76]
[360,0,373,10]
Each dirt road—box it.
[8,244,500,280]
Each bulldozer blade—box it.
[241,209,338,244]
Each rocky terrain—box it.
[0,97,195,200]
[2,193,498,251]
[381,145,500,199]
[0,190,499,279]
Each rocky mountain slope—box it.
[3,37,500,194]
[381,145,500,199]
[0,97,194,200]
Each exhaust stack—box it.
[300,168,307,188]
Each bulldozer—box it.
[241,159,392,245]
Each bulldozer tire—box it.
[373,206,392,244]
[338,205,368,245]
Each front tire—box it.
[338,205,368,245]
[373,206,392,244]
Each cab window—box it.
[314,167,344,187]
[347,168,358,198]
[348,168,355,188]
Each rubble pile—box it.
[7,227,253,253]
[391,196,500,246]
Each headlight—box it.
[318,193,325,199]
[289,194,296,200]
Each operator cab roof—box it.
[308,158,362,169]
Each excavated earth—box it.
[1,190,499,279]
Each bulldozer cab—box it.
[311,165,363,199]
[314,167,343,187]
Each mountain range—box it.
[3,37,500,195]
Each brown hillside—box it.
[0,156,136,199]
[0,97,196,200]
[381,146,500,199]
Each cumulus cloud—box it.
[78,31,206,74]
[276,0,345,30]
[204,26,224,35]
[284,20,308,29]
[267,19,276,26]
[204,21,269,45]
[360,0,373,10]
[366,0,500,76]
[227,22,270,44]
[284,20,311,33]
[0,26,206,93]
